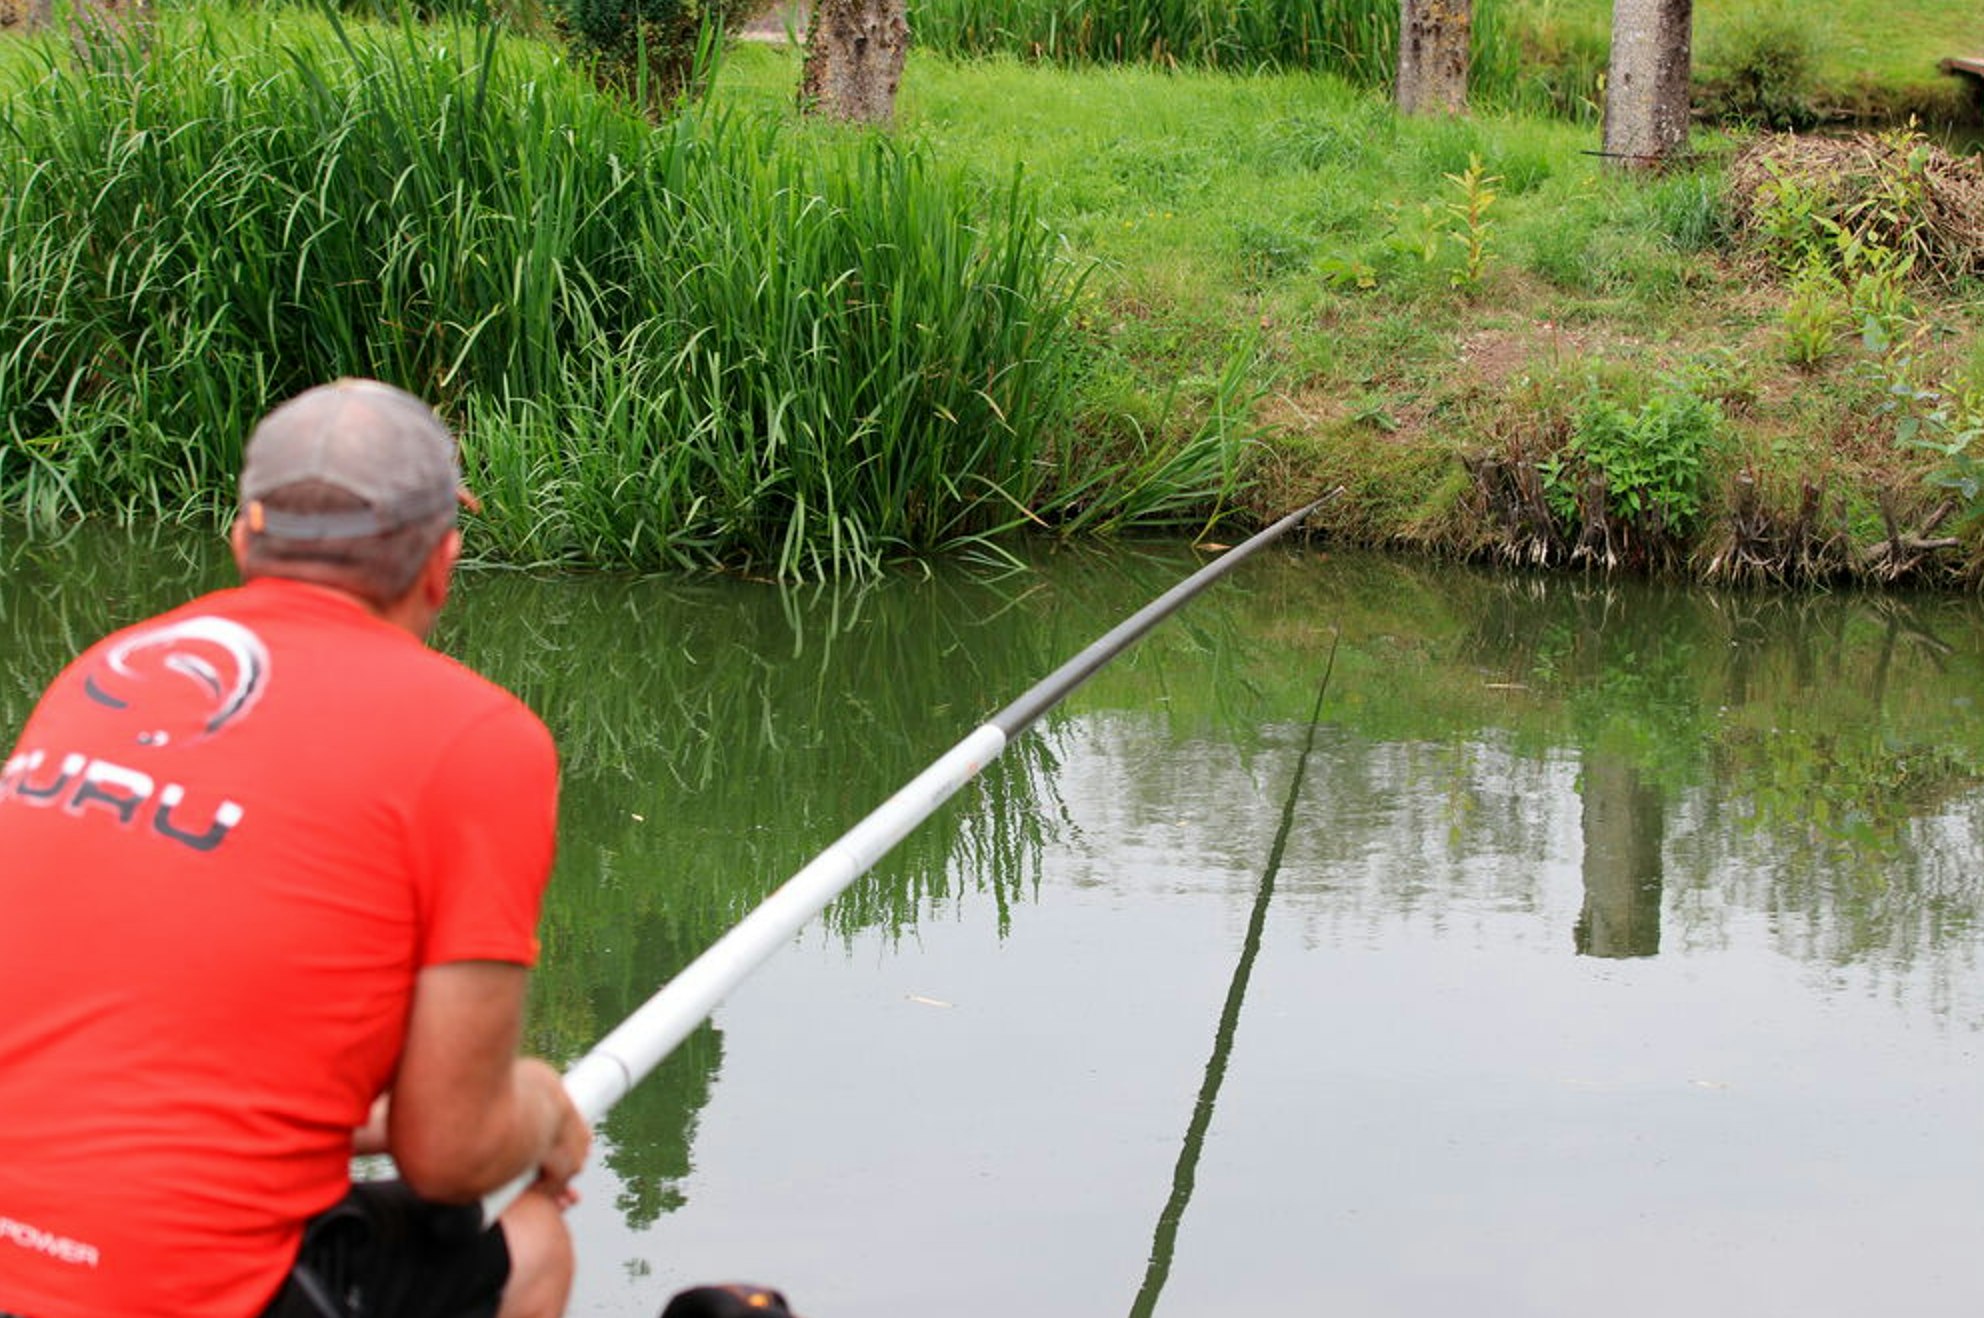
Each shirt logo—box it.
[81,615,270,747]
[0,616,264,853]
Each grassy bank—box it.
[1526,0,1984,124]
[5,4,1984,583]
[0,8,1244,576]
[903,0,1984,125]
[749,44,1979,585]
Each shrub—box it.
[1541,374,1724,565]
[1709,10,1817,130]
[556,0,756,108]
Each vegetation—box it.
[0,8,1248,576]
[905,0,1984,124]
[3,0,1983,581]
[554,0,754,107]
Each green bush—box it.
[1542,376,1724,546]
[1710,10,1818,130]
[556,0,755,107]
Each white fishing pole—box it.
[482,494,1334,1223]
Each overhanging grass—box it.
[0,6,1251,575]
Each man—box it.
[0,380,591,1318]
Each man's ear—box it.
[229,519,250,574]
[422,528,462,608]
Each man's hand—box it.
[353,1094,391,1157]
[516,1057,591,1208]
[390,961,592,1203]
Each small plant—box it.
[1437,154,1499,292]
[1880,360,1984,525]
[1750,160,1838,275]
[1541,375,1724,552]
[1780,260,1848,369]
[1840,124,1937,271]
[1318,254,1379,291]
[1233,220,1312,288]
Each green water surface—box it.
[6,527,1984,1316]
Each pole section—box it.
[483,495,1334,1222]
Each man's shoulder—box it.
[405,646,549,742]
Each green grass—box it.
[6,1,1983,581]
[899,0,1984,122]
[0,5,1251,575]
[1521,0,1983,92]
[715,39,1984,575]
[1510,0,1984,119]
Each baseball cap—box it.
[239,378,479,540]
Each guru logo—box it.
[0,616,265,852]
[82,616,270,747]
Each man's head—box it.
[232,379,477,628]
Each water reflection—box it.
[10,526,1984,1310]
[1128,658,1335,1318]
[1576,754,1665,959]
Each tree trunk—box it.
[1601,0,1693,168]
[0,0,52,35]
[1395,0,1472,117]
[799,0,907,127]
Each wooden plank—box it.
[1941,56,1984,83]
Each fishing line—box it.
[1127,630,1339,1318]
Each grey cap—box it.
[239,379,476,540]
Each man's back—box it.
[0,575,557,1318]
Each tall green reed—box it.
[907,0,1533,111]
[1,5,1238,575]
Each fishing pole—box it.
[483,492,1338,1223]
[1127,634,1337,1318]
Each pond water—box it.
[7,528,1984,1316]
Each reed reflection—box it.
[14,528,1984,1239]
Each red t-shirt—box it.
[0,578,559,1318]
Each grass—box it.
[1519,0,1984,102]
[900,0,1984,123]
[905,0,1534,107]
[0,5,1248,577]
[5,1,1984,582]
[718,38,1984,579]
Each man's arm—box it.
[386,960,590,1204]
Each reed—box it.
[0,6,1240,575]
[906,0,1537,111]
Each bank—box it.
[3,9,1982,585]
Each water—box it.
[7,528,1984,1316]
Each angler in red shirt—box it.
[0,379,591,1318]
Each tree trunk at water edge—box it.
[1602,0,1693,168]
